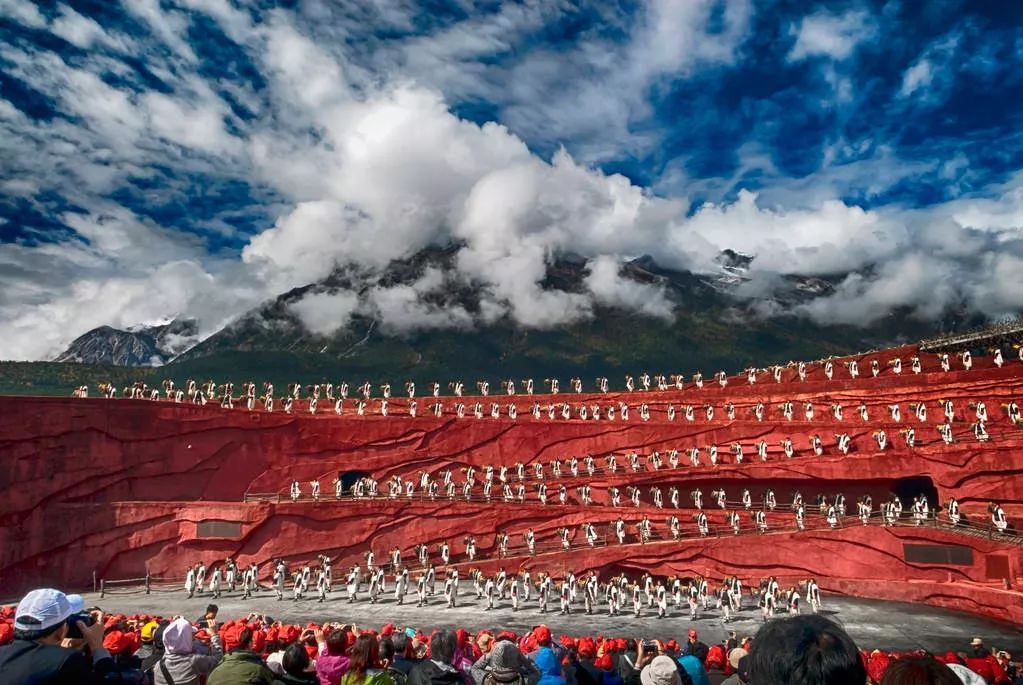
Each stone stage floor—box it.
[78,587,1023,655]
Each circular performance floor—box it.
[78,586,1023,655]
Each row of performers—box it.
[79,348,1007,402]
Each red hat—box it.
[665,640,680,654]
[866,652,890,684]
[496,630,517,643]
[285,626,301,643]
[560,635,577,649]
[195,630,212,642]
[687,629,698,639]
[103,630,133,655]
[1,606,15,619]
[578,638,597,658]
[456,628,469,648]
[615,639,628,652]
[251,630,266,652]
[381,624,396,637]
[266,626,280,642]
[534,626,552,645]
[595,654,614,671]
[0,623,13,645]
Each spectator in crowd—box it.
[390,632,419,676]
[380,637,409,685]
[746,615,866,685]
[878,656,962,685]
[315,628,351,685]
[155,616,223,685]
[639,655,680,685]
[409,631,463,685]
[471,639,540,685]
[343,634,394,685]
[675,646,709,685]
[280,642,319,685]
[720,650,748,685]
[680,631,708,665]
[0,588,112,685]
[964,638,1009,684]
[535,648,566,685]
[946,663,990,685]
[207,625,274,685]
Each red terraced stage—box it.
[1,343,1021,624]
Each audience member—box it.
[155,616,223,685]
[409,631,463,685]
[0,589,112,685]
[879,656,961,685]
[746,615,866,685]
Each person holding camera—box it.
[0,588,113,684]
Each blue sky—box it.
[2,0,1023,359]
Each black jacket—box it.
[409,660,464,685]
[0,639,113,685]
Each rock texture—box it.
[1,343,1021,623]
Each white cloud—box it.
[0,0,47,28]
[585,256,674,319]
[4,2,1023,360]
[51,5,134,51]
[287,290,360,336]
[899,58,933,97]
[788,10,876,62]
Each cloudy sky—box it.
[2,0,1023,360]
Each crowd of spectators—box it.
[0,589,1018,685]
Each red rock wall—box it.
[1,343,1021,622]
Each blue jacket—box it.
[535,649,566,685]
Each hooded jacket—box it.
[154,619,222,685]
[535,649,566,685]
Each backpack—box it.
[387,667,409,685]
[483,670,524,685]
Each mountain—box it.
[53,319,199,367]
[29,247,978,394]
[167,247,945,384]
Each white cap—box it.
[14,589,73,631]
[66,594,86,614]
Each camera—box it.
[65,612,94,639]
[642,642,658,654]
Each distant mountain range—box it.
[36,247,973,396]
[54,319,200,366]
